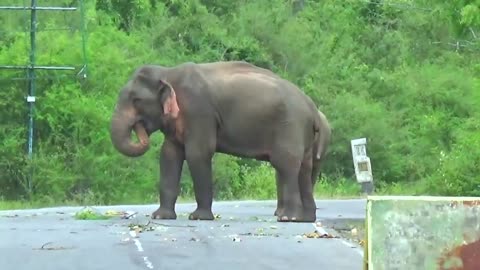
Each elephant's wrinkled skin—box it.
[109,61,331,222]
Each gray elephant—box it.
[109,61,331,222]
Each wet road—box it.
[0,199,366,270]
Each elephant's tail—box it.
[311,110,331,185]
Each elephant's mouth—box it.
[131,121,149,146]
[136,119,155,136]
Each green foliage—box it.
[1,0,479,205]
[424,118,480,196]
[74,207,112,220]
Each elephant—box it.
[109,60,331,222]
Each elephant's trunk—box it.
[109,103,150,157]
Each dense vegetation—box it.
[1,0,479,206]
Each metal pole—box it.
[80,0,88,79]
[0,6,76,11]
[26,0,37,195]
[0,65,75,70]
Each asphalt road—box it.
[0,199,366,270]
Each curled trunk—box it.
[110,104,150,157]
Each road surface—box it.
[0,199,366,270]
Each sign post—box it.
[351,138,374,194]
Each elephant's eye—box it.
[133,99,148,115]
[133,97,142,107]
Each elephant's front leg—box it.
[182,121,217,220]
[185,148,215,220]
[152,139,185,220]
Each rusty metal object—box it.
[438,238,480,270]
[365,196,480,270]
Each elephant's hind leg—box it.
[270,152,303,222]
[299,151,317,222]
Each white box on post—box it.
[351,138,374,194]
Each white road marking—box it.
[312,223,364,257]
[133,239,144,252]
[129,231,154,269]
[143,256,154,269]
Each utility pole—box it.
[0,0,87,197]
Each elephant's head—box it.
[109,65,180,157]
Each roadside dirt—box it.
[322,218,366,248]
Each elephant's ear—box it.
[157,79,180,118]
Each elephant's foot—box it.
[301,208,317,223]
[274,207,285,217]
[188,208,214,221]
[278,215,295,222]
[276,207,302,222]
[277,215,315,222]
[151,207,177,220]
[277,207,315,223]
